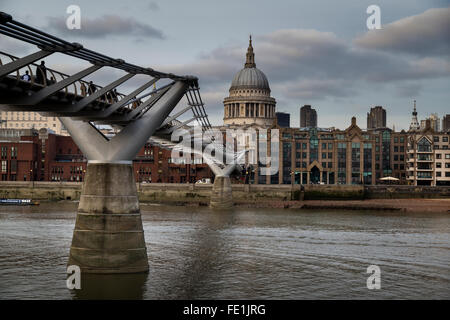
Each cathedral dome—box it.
[230,67,270,91]
[229,36,270,92]
[223,36,276,128]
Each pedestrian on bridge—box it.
[35,61,47,85]
[88,81,97,95]
[21,70,31,81]
[80,82,87,96]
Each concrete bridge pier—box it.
[210,176,233,209]
[61,80,188,273]
[68,161,148,273]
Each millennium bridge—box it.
[0,12,241,273]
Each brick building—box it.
[0,128,213,183]
[265,117,409,185]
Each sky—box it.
[1,0,449,130]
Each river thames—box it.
[0,202,448,299]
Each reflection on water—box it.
[0,202,449,299]
[71,273,148,300]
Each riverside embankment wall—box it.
[0,182,448,203]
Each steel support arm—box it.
[92,78,159,118]
[158,104,194,128]
[60,73,135,113]
[60,80,188,162]
[107,81,188,160]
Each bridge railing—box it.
[0,50,133,108]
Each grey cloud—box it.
[60,14,447,121]
[148,2,160,11]
[0,37,34,56]
[273,79,357,101]
[395,83,422,98]
[354,7,450,56]
[44,15,164,39]
[164,27,450,94]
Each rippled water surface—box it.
[0,202,449,299]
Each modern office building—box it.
[443,114,450,133]
[300,105,317,128]
[420,113,440,132]
[367,106,386,129]
[276,112,290,128]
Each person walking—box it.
[80,82,87,97]
[35,61,47,85]
[88,81,96,95]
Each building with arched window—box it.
[407,123,450,186]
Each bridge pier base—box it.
[68,162,149,273]
[210,176,233,209]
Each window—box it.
[446,172,450,177]
[446,163,450,168]
[328,143,333,149]
[443,136,448,142]
[417,138,432,152]
[11,147,17,159]
[1,161,6,172]
[436,172,441,177]
[433,136,439,142]
[322,153,326,159]
[322,143,326,149]
[436,163,442,168]
[446,154,450,159]
[10,160,17,172]
[328,152,332,159]
[1,146,7,159]
[436,154,442,159]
